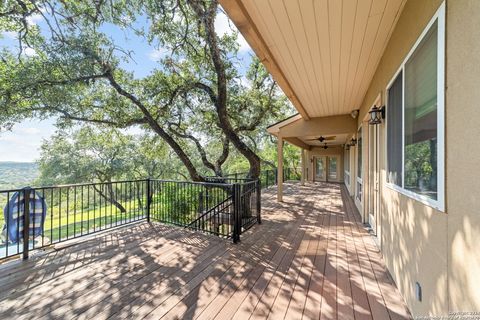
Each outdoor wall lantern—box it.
[349,138,357,147]
[368,105,386,125]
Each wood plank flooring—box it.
[0,182,411,320]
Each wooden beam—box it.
[278,115,357,138]
[219,0,311,120]
[284,137,311,150]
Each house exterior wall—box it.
[356,0,447,316]
[445,0,480,312]
[259,0,480,315]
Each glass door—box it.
[356,127,363,202]
[327,156,339,182]
[368,123,380,235]
[315,156,326,181]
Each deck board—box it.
[0,182,411,320]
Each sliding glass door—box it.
[315,156,339,182]
[315,156,326,181]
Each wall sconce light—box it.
[349,138,357,146]
[368,105,386,125]
[310,157,313,163]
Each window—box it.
[386,4,444,210]
[405,23,438,198]
[328,157,337,181]
[344,147,350,185]
[357,127,363,201]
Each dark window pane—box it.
[387,72,403,187]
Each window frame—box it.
[384,2,445,212]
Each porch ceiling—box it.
[300,133,350,148]
[267,114,357,149]
[221,0,406,119]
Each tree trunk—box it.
[188,0,261,179]
[93,184,127,213]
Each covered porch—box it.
[268,113,358,203]
[0,182,410,319]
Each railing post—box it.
[256,179,262,224]
[146,178,151,222]
[232,183,241,243]
[22,188,31,260]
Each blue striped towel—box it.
[2,189,47,243]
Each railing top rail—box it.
[0,166,294,194]
[206,175,254,179]
[0,178,237,194]
[149,179,234,188]
[0,179,153,193]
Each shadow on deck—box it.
[0,182,411,320]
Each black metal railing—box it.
[0,177,265,261]
[149,179,235,238]
[148,178,261,243]
[228,167,301,189]
[0,180,148,261]
[0,167,300,261]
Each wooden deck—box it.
[0,182,411,320]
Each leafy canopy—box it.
[1,0,296,180]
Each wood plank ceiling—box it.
[222,0,406,118]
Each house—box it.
[222,0,480,317]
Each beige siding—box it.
[446,0,480,312]
[357,0,447,316]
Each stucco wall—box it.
[446,0,480,312]
[357,0,447,316]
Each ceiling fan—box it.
[322,143,328,150]
[306,135,336,143]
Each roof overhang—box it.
[266,113,302,134]
[267,114,357,149]
[221,0,406,118]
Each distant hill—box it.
[0,162,39,190]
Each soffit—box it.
[222,0,406,118]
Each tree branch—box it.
[103,67,205,181]
[168,123,216,173]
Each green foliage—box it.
[0,162,38,190]
[0,0,296,180]
[37,126,179,185]
[405,140,435,191]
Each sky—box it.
[0,7,253,162]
